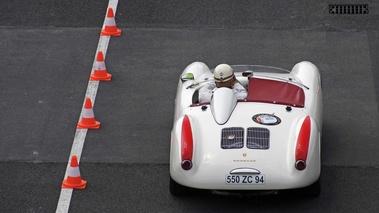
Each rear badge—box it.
[253,114,281,125]
[227,135,235,140]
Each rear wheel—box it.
[299,178,321,197]
[283,178,321,197]
[304,179,321,197]
[170,176,190,196]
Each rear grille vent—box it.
[329,4,369,14]
[247,127,270,149]
[221,127,244,149]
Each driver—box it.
[199,64,247,103]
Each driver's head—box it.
[214,64,236,88]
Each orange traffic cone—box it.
[101,8,122,36]
[90,51,112,81]
[62,155,87,189]
[77,98,100,129]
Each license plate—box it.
[225,174,265,185]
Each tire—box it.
[300,178,321,197]
[283,178,321,197]
[170,176,189,196]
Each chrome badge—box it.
[227,134,235,140]
[253,114,281,125]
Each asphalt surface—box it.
[1,0,379,212]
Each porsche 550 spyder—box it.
[170,61,323,196]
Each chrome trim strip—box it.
[230,168,261,174]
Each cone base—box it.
[77,121,101,129]
[62,179,87,189]
[101,29,122,37]
[90,73,112,81]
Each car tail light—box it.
[295,160,307,171]
[295,116,311,171]
[181,115,193,170]
[181,160,193,170]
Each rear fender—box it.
[171,115,197,172]
[291,61,323,130]
[293,116,320,175]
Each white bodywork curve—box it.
[170,61,323,195]
[211,88,237,125]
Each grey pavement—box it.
[0,0,379,212]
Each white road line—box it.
[56,1,119,212]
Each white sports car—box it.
[170,61,323,196]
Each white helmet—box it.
[214,64,234,82]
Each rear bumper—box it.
[170,162,321,191]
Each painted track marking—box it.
[56,1,118,212]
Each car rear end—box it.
[170,103,321,192]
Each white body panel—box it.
[170,61,323,191]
